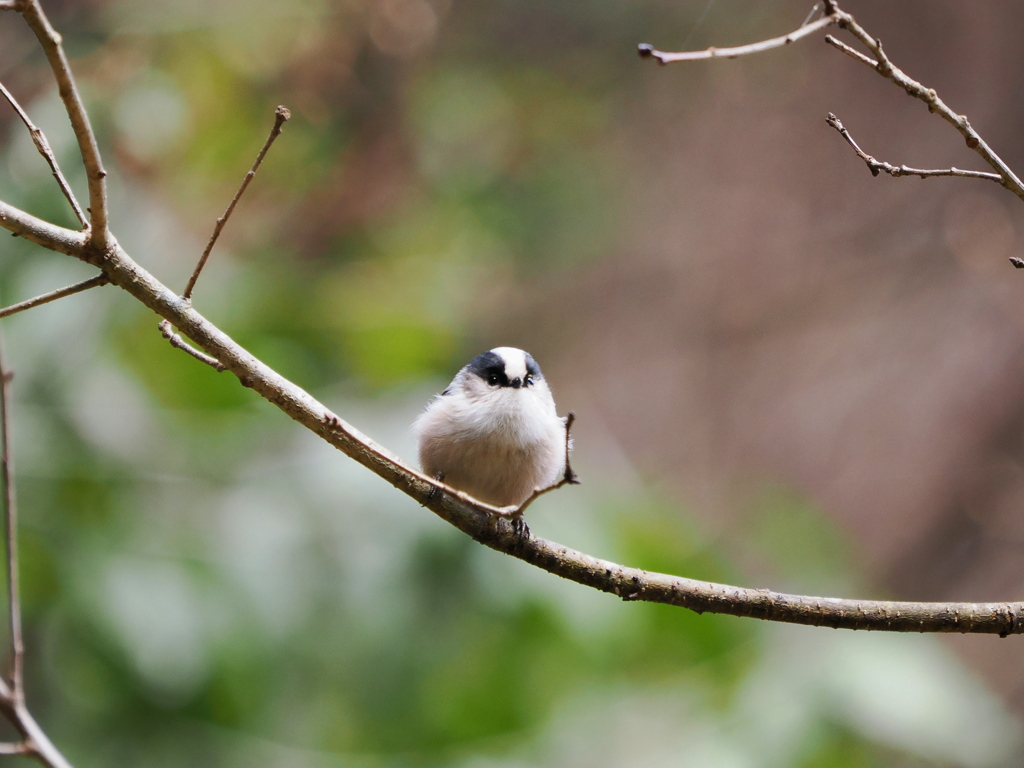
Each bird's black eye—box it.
[524,375,534,386]
[487,374,500,386]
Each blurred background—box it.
[1,0,1024,765]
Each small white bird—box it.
[414,347,571,508]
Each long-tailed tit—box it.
[414,347,570,508]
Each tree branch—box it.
[0,79,88,228]
[0,345,74,768]
[158,319,226,372]
[0,207,1019,634]
[0,341,21,700]
[825,112,1002,182]
[16,0,109,247]
[182,105,291,301]
[639,1,1024,204]
[825,8,1024,201]
[0,680,74,768]
[0,273,109,320]
[637,14,835,64]
[509,411,581,520]
[1,0,1022,640]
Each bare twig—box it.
[17,0,109,250]
[800,3,822,29]
[640,0,1024,226]
[0,341,75,768]
[823,34,876,67]
[825,113,1002,182]
[511,412,581,519]
[0,339,20,700]
[0,345,73,768]
[0,677,75,768]
[158,320,226,372]
[182,105,291,301]
[825,6,1024,200]
[0,273,108,320]
[0,80,87,228]
[637,14,835,64]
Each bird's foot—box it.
[426,471,445,502]
[510,513,530,539]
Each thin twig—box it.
[637,14,835,64]
[512,412,581,519]
[0,338,21,702]
[17,0,109,250]
[800,3,822,29]
[0,378,74,768]
[0,80,87,228]
[639,1,1024,216]
[826,4,1024,201]
[823,34,876,67]
[0,675,74,768]
[158,320,226,372]
[825,113,1002,182]
[0,273,109,320]
[182,105,291,301]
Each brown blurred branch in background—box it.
[825,113,1002,182]
[0,344,74,768]
[182,105,292,301]
[0,80,87,228]
[0,343,22,706]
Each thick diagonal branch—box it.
[2,198,1023,636]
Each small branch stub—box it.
[158,320,226,372]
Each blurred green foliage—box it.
[0,0,1018,766]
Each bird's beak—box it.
[509,377,522,389]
